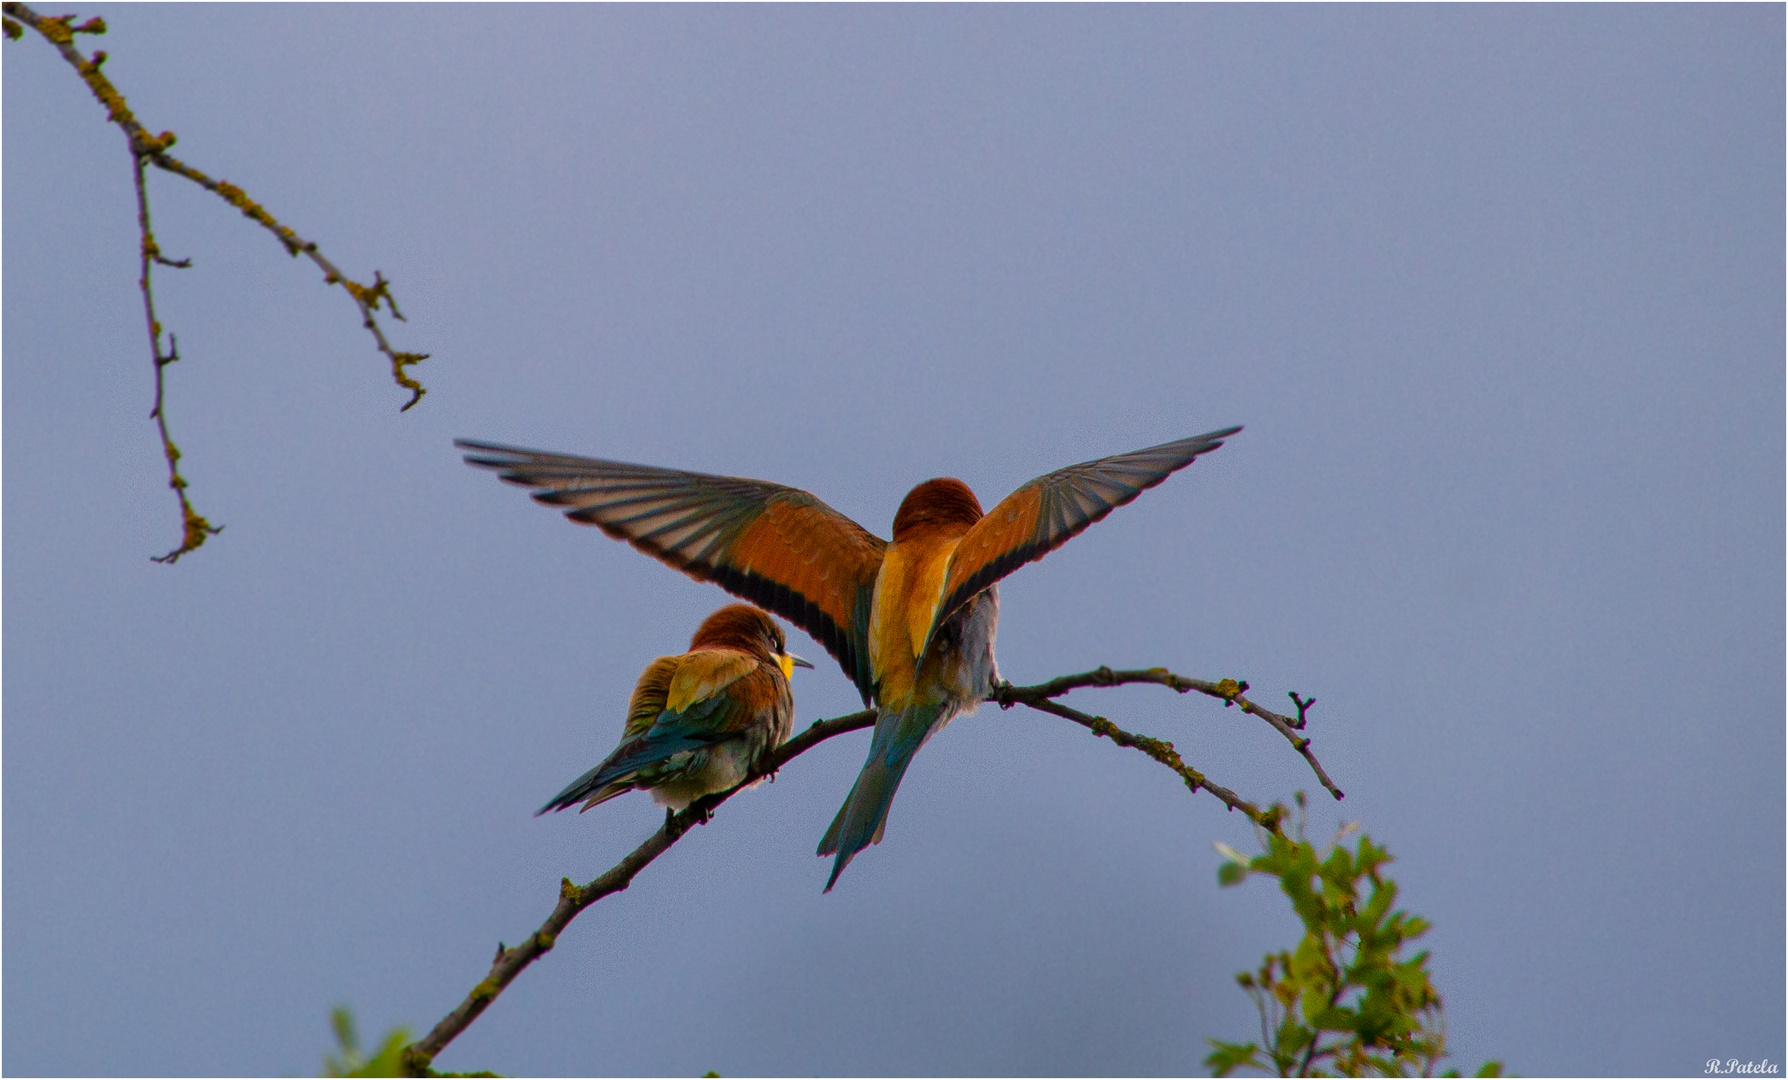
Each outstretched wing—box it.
[930,427,1242,645]
[459,440,885,702]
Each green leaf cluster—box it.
[321,1007,505,1078]
[1206,798,1503,1078]
[323,1007,412,1078]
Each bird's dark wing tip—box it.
[456,438,539,468]
[1177,425,1243,458]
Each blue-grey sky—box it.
[5,6,1781,1076]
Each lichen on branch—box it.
[4,1,431,562]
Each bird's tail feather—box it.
[818,703,943,891]
[538,759,628,816]
[536,730,722,816]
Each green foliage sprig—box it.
[325,1007,411,1079]
[1207,796,1503,1078]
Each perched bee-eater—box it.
[538,604,812,816]
[463,427,1240,887]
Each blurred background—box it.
[5,6,1781,1075]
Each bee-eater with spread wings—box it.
[462,426,1241,888]
[538,604,812,816]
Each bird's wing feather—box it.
[930,427,1241,645]
[666,650,757,714]
[623,656,682,738]
[459,441,886,702]
[539,684,744,815]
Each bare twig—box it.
[406,666,1342,1074]
[130,152,220,562]
[4,2,430,561]
[1003,691,1279,829]
[994,666,1345,802]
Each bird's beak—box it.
[788,653,815,670]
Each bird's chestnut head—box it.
[689,604,810,674]
[891,478,984,542]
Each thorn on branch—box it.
[151,501,222,564]
[369,270,409,321]
[155,251,192,269]
[393,352,429,412]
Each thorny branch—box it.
[993,666,1346,802]
[4,3,430,562]
[402,669,1340,1075]
[129,151,219,561]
